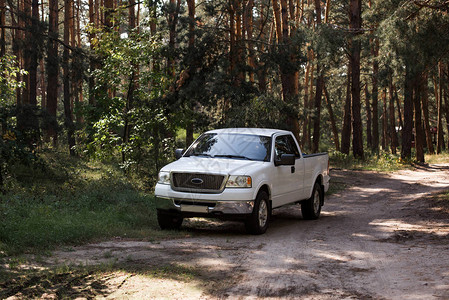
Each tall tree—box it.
[46,0,59,144]
[421,73,434,154]
[272,0,301,140]
[312,0,323,153]
[185,0,195,147]
[401,64,413,160]
[0,0,5,57]
[63,0,75,155]
[341,64,352,154]
[364,83,372,148]
[371,39,379,152]
[388,80,398,154]
[413,75,424,162]
[349,0,363,159]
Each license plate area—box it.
[180,205,209,213]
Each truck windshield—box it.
[184,133,272,162]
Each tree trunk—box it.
[349,0,363,159]
[437,62,443,153]
[324,83,340,151]
[413,75,425,163]
[46,0,59,145]
[256,0,267,92]
[364,83,372,148]
[382,88,388,150]
[302,58,311,148]
[167,0,181,76]
[185,0,195,147]
[0,0,5,57]
[63,0,75,155]
[272,0,301,141]
[104,0,114,29]
[444,64,449,149]
[389,80,398,154]
[401,64,413,160]
[371,38,379,152]
[394,84,403,130]
[341,64,352,155]
[421,73,434,154]
[312,0,323,153]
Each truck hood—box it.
[160,157,267,175]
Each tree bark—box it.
[324,83,340,151]
[349,0,364,159]
[272,0,301,141]
[401,64,413,160]
[46,0,59,144]
[382,88,388,150]
[341,64,352,155]
[167,0,181,76]
[421,73,434,154]
[389,80,398,154]
[312,0,323,153]
[63,0,75,156]
[444,64,449,149]
[185,0,195,147]
[371,38,379,152]
[437,61,443,153]
[364,83,372,149]
[0,0,4,56]
[394,84,403,130]
[413,75,425,163]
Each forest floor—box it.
[3,163,449,299]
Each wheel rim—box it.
[258,200,268,228]
[313,189,320,214]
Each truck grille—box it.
[171,173,226,193]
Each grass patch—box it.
[329,150,412,172]
[0,151,184,256]
[425,151,449,164]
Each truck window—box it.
[184,133,272,162]
[274,135,300,160]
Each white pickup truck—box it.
[154,128,330,234]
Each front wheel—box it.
[157,210,183,230]
[301,183,322,220]
[245,191,270,235]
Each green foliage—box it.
[0,152,182,256]
[329,150,412,171]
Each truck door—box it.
[271,134,305,208]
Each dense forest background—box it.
[1,0,449,187]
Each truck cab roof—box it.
[205,128,292,137]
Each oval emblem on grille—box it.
[191,178,204,185]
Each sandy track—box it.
[46,164,449,299]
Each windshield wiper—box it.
[214,154,253,160]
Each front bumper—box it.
[155,196,255,215]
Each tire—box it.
[301,182,322,220]
[157,210,183,230]
[245,191,270,235]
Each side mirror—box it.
[275,154,295,166]
[175,149,185,160]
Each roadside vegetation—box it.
[0,151,185,257]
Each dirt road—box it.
[45,164,449,299]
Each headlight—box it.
[226,175,252,188]
[158,171,170,185]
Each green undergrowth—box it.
[329,150,413,172]
[0,150,182,256]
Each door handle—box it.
[291,166,295,173]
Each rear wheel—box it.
[301,183,322,220]
[157,210,183,230]
[245,191,270,235]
